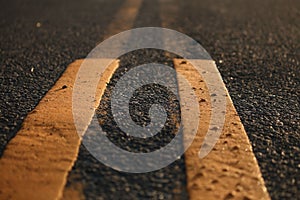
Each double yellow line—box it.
[0,0,270,199]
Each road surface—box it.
[0,0,299,199]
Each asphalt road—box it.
[0,0,299,199]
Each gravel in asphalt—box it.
[64,49,188,199]
[0,0,299,199]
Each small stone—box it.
[243,196,252,200]
[36,22,42,28]
[210,126,219,131]
[180,60,187,65]
[211,179,218,184]
[199,98,206,103]
[225,133,232,137]
[231,145,239,151]
[224,192,234,200]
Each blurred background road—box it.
[0,0,299,199]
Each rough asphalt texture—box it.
[0,0,299,199]
[64,50,188,199]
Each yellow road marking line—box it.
[0,59,119,200]
[62,0,142,198]
[0,56,271,200]
[103,0,142,40]
[159,0,180,29]
[174,59,270,200]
